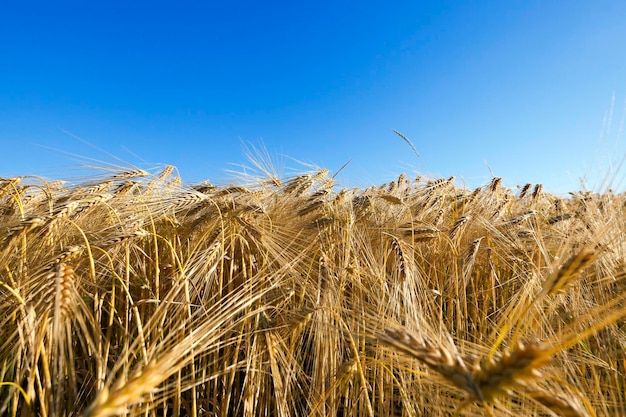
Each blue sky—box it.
[2,1,626,194]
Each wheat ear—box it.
[377,329,482,400]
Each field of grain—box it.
[1,164,626,416]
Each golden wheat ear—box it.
[376,328,483,401]
[540,247,596,298]
[528,389,594,417]
[474,340,553,403]
[377,327,558,410]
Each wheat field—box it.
[1,162,626,416]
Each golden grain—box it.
[2,163,625,417]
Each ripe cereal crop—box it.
[1,161,626,417]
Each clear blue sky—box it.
[2,1,626,194]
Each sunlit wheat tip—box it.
[518,183,532,199]
[544,247,596,297]
[488,177,502,192]
[449,215,471,239]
